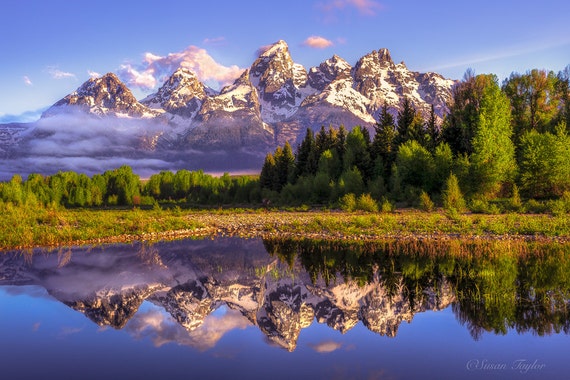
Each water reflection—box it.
[1,238,569,351]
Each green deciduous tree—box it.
[470,75,516,196]
[519,122,570,198]
[393,140,435,193]
[344,126,372,180]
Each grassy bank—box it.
[2,202,570,251]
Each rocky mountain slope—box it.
[0,40,456,175]
[43,73,161,119]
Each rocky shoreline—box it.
[6,210,568,252]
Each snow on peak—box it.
[43,72,159,118]
[260,40,289,57]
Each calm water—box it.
[1,238,569,379]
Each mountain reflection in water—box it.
[1,237,569,352]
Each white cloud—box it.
[87,70,101,79]
[23,75,33,86]
[125,306,250,351]
[303,36,334,49]
[308,340,343,353]
[46,66,76,80]
[118,45,244,91]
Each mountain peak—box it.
[171,67,197,79]
[378,48,392,63]
[43,72,158,118]
[141,67,211,118]
[260,40,289,57]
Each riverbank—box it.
[2,204,570,251]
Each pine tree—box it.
[276,141,295,189]
[442,69,485,155]
[371,102,397,180]
[260,153,277,190]
[294,129,315,180]
[426,104,440,153]
[395,97,416,147]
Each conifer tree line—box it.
[260,68,570,209]
[1,66,569,211]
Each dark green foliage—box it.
[426,104,440,153]
[294,128,316,180]
[104,166,141,205]
[394,97,417,147]
[371,102,397,180]
[260,153,277,190]
[442,69,486,155]
[556,66,570,129]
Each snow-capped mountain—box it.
[0,238,456,351]
[43,73,160,119]
[141,67,217,119]
[42,40,454,145]
[0,40,456,176]
[352,48,455,119]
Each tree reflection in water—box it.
[1,237,569,351]
[264,238,570,340]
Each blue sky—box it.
[1,0,569,122]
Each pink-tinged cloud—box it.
[46,67,76,80]
[118,46,244,90]
[318,0,382,18]
[303,36,334,49]
[125,307,250,351]
[308,340,343,353]
[23,76,33,86]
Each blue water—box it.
[0,238,568,380]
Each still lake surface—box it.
[1,237,569,379]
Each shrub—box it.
[525,199,547,214]
[469,198,500,214]
[356,193,379,212]
[339,193,357,212]
[443,174,466,213]
[509,184,523,211]
[380,197,394,213]
[547,192,570,216]
[418,191,434,212]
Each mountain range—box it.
[0,238,454,351]
[0,40,455,178]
